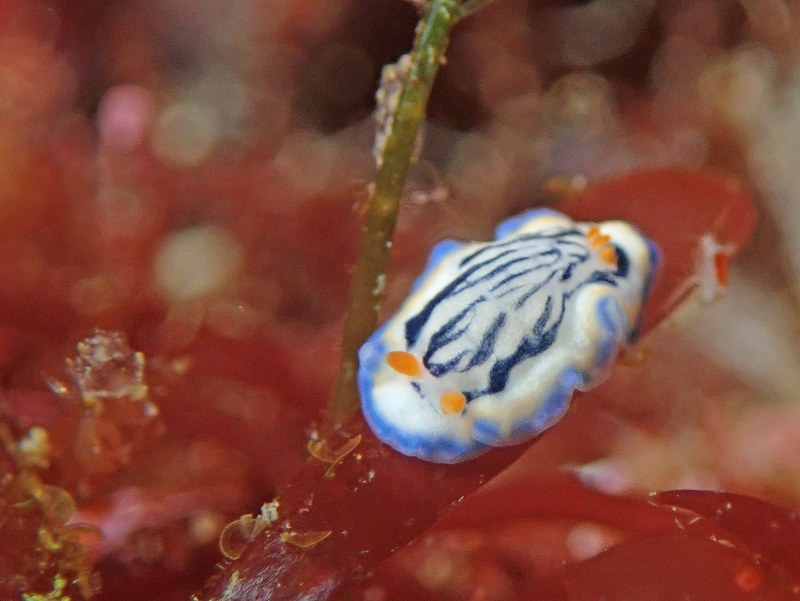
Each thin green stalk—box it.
[330,0,460,428]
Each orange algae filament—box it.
[713,252,730,286]
[440,390,467,414]
[386,351,422,377]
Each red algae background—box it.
[0,1,799,600]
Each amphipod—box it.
[358,209,658,463]
[691,233,735,304]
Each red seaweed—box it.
[201,167,758,600]
[652,489,800,581]
[361,474,800,600]
[563,531,793,601]
[0,2,790,599]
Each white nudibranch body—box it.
[358,209,659,463]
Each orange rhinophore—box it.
[587,225,609,246]
[595,234,611,248]
[588,225,617,265]
[386,351,422,377]
[440,390,467,415]
[600,245,618,265]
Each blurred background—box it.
[1,0,800,599]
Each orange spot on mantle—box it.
[440,390,467,415]
[386,351,422,377]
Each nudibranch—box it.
[358,209,658,463]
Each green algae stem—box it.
[330,0,497,428]
[330,0,461,428]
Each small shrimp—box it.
[665,206,738,309]
[692,233,736,304]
